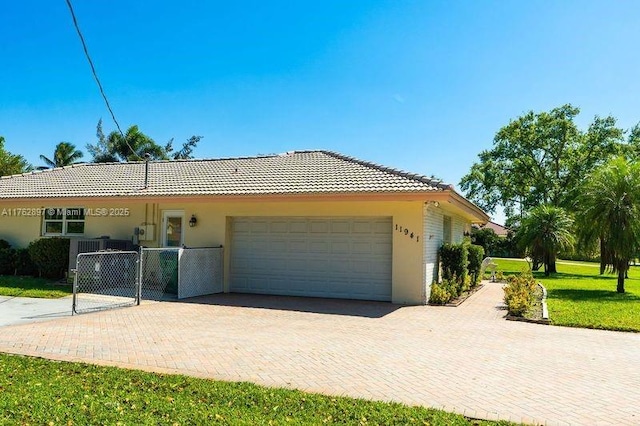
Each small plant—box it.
[495,270,505,282]
[503,272,537,316]
[428,282,451,304]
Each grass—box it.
[0,275,71,298]
[493,258,640,332]
[0,353,510,426]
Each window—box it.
[43,207,85,236]
[443,216,452,244]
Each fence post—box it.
[71,265,78,315]
[137,246,143,305]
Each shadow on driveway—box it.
[178,293,403,318]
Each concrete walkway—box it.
[0,283,638,425]
[0,295,72,326]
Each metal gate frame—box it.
[72,251,140,315]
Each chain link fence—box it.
[140,248,180,300]
[178,247,224,299]
[72,247,224,314]
[72,251,140,314]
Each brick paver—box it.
[0,282,638,425]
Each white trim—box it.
[161,210,185,247]
[41,207,86,237]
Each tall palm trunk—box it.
[616,259,627,293]
[548,251,557,274]
[617,271,626,293]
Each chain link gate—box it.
[139,248,180,300]
[72,247,224,314]
[72,251,140,314]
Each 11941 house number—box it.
[395,224,420,242]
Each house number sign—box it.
[395,224,420,243]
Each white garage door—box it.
[230,217,392,301]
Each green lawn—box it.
[0,275,71,298]
[493,258,640,332]
[0,354,509,426]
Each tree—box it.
[516,204,575,276]
[576,157,640,293]
[39,142,84,168]
[0,136,31,176]
[87,120,202,162]
[460,104,624,218]
[471,227,501,256]
[166,135,203,160]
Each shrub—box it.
[503,272,537,317]
[467,244,485,286]
[0,248,14,275]
[14,248,36,276]
[28,238,70,278]
[0,239,11,250]
[444,277,459,299]
[439,243,468,284]
[428,282,451,305]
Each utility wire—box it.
[64,0,143,161]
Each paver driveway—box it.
[0,282,638,425]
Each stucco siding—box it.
[0,199,428,305]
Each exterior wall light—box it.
[189,215,197,227]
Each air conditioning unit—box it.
[136,225,155,241]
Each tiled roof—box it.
[0,150,453,199]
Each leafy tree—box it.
[87,120,202,162]
[39,142,84,168]
[460,104,624,218]
[0,136,31,176]
[576,157,640,293]
[471,227,501,256]
[166,135,203,160]
[516,204,575,276]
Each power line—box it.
[64,0,143,161]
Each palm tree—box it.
[517,204,575,276]
[576,157,640,293]
[40,142,84,168]
[87,122,169,163]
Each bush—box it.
[428,282,451,305]
[0,248,14,275]
[503,272,537,317]
[467,244,484,286]
[0,239,11,250]
[28,238,70,278]
[14,248,36,276]
[439,243,468,283]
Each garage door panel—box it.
[289,220,307,233]
[230,217,392,301]
[331,220,350,233]
[352,220,373,233]
[269,221,289,233]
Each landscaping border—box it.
[505,282,550,325]
[428,283,485,307]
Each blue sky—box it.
[1,1,640,223]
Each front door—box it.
[162,210,184,247]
